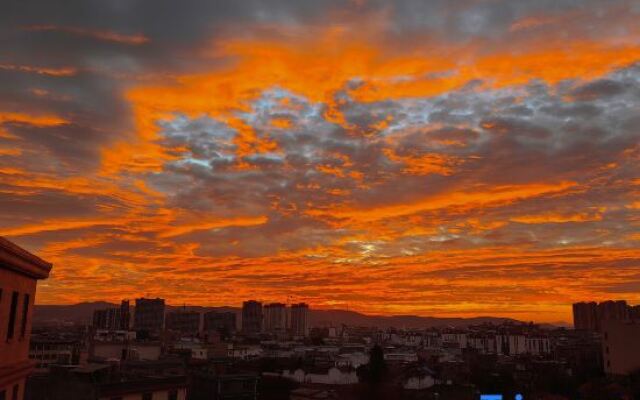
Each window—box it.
[7,291,18,340]
[11,384,18,400]
[21,294,30,337]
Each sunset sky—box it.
[2,0,639,323]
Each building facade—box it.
[166,310,201,335]
[92,307,123,331]
[598,300,629,324]
[263,303,287,334]
[573,300,632,332]
[241,300,263,335]
[573,302,598,331]
[203,311,236,334]
[28,336,81,369]
[119,300,130,330]
[0,237,52,400]
[602,319,640,375]
[134,298,165,334]
[290,303,309,337]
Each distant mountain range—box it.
[33,301,550,329]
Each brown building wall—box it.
[0,269,38,398]
[602,319,640,375]
[0,237,51,400]
[0,268,37,363]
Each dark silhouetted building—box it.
[602,319,640,375]
[573,300,632,332]
[630,305,640,321]
[120,300,130,330]
[573,301,598,331]
[204,311,236,334]
[263,303,287,334]
[134,298,165,333]
[0,237,52,400]
[92,307,122,331]
[190,370,258,400]
[597,300,628,324]
[290,303,309,337]
[25,363,187,400]
[166,310,201,335]
[29,336,81,369]
[242,301,262,335]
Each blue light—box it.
[480,395,503,400]
[515,395,523,400]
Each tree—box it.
[358,345,387,384]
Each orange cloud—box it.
[0,63,78,77]
[509,15,560,32]
[308,181,578,223]
[159,216,269,238]
[270,117,294,129]
[383,148,462,176]
[510,211,604,224]
[0,218,117,237]
[0,112,68,127]
[102,27,640,176]
[5,13,639,324]
[26,25,150,45]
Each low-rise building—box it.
[190,368,259,400]
[29,336,81,369]
[496,334,527,356]
[282,367,358,385]
[90,340,162,362]
[25,364,187,400]
[525,336,551,355]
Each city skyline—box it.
[1,0,640,323]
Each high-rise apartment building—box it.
[203,311,236,334]
[92,300,131,331]
[290,303,309,337]
[120,300,130,330]
[166,310,201,334]
[92,307,122,330]
[0,237,52,400]
[597,300,629,323]
[630,305,640,321]
[263,303,287,334]
[573,302,598,331]
[573,300,632,332]
[602,319,640,375]
[134,298,165,333]
[241,300,262,335]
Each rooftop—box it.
[0,236,52,279]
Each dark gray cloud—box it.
[1,0,639,320]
